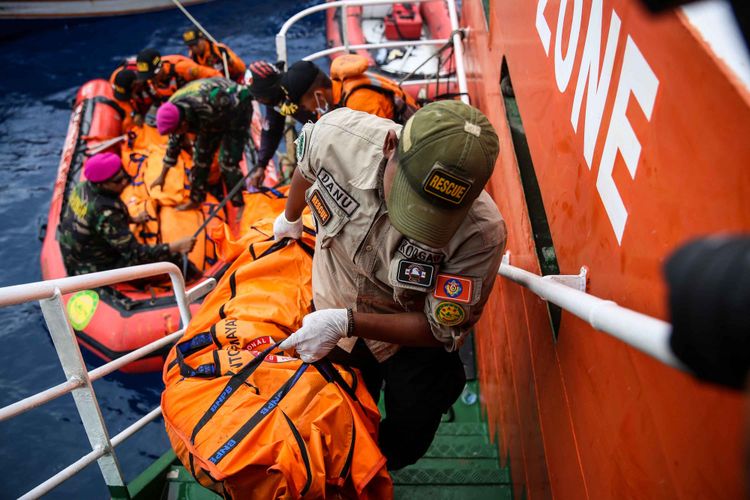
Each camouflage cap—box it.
[387,100,499,248]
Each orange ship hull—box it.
[462,0,750,498]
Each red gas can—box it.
[384,3,422,41]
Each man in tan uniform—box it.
[277,101,506,469]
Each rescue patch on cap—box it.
[136,61,150,72]
[433,274,473,304]
[435,301,465,326]
[309,190,331,226]
[422,163,472,205]
[183,30,197,42]
[396,260,435,288]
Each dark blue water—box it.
[0,2,323,497]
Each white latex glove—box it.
[273,212,303,241]
[279,309,349,363]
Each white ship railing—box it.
[497,252,686,371]
[0,263,216,499]
[276,0,470,104]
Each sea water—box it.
[0,1,324,497]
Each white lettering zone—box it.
[535,0,659,244]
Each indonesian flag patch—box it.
[433,274,473,304]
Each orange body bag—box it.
[162,217,392,499]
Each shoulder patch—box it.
[396,260,435,288]
[69,189,88,219]
[434,302,465,326]
[295,130,306,163]
[316,167,359,216]
[309,189,331,226]
[398,238,443,264]
[67,290,100,330]
[433,274,473,304]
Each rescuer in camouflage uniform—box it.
[59,153,195,276]
[152,78,252,210]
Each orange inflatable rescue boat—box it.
[40,78,276,372]
[326,0,456,100]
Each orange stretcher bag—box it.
[162,225,392,499]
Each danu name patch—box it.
[309,190,331,226]
[423,166,472,205]
[317,168,359,216]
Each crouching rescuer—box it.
[153,77,252,211]
[59,153,195,276]
[275,101,507,469]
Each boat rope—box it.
[169,0,230,79]
[190,166,256,240]
[85,135,127,155]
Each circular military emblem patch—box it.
[444,278,463,298]
[67,290,100,330]
[435,301,465,326]
[295,131,306,163]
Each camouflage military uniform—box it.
[163,78,253,206]
[59,181,177,275]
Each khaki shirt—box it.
[297,108,506,362]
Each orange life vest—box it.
[162,214,392,499]
[150,55,221,101]
[192,42,247,82]
[109,57,154,122]
[331,54,419,124]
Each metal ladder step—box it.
[391,457,510,485]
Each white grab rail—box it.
[498,253,686,371]
[0,264,216,499]
[0,262,192,326]
[303,38,450,63]
[275,0,470,104]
